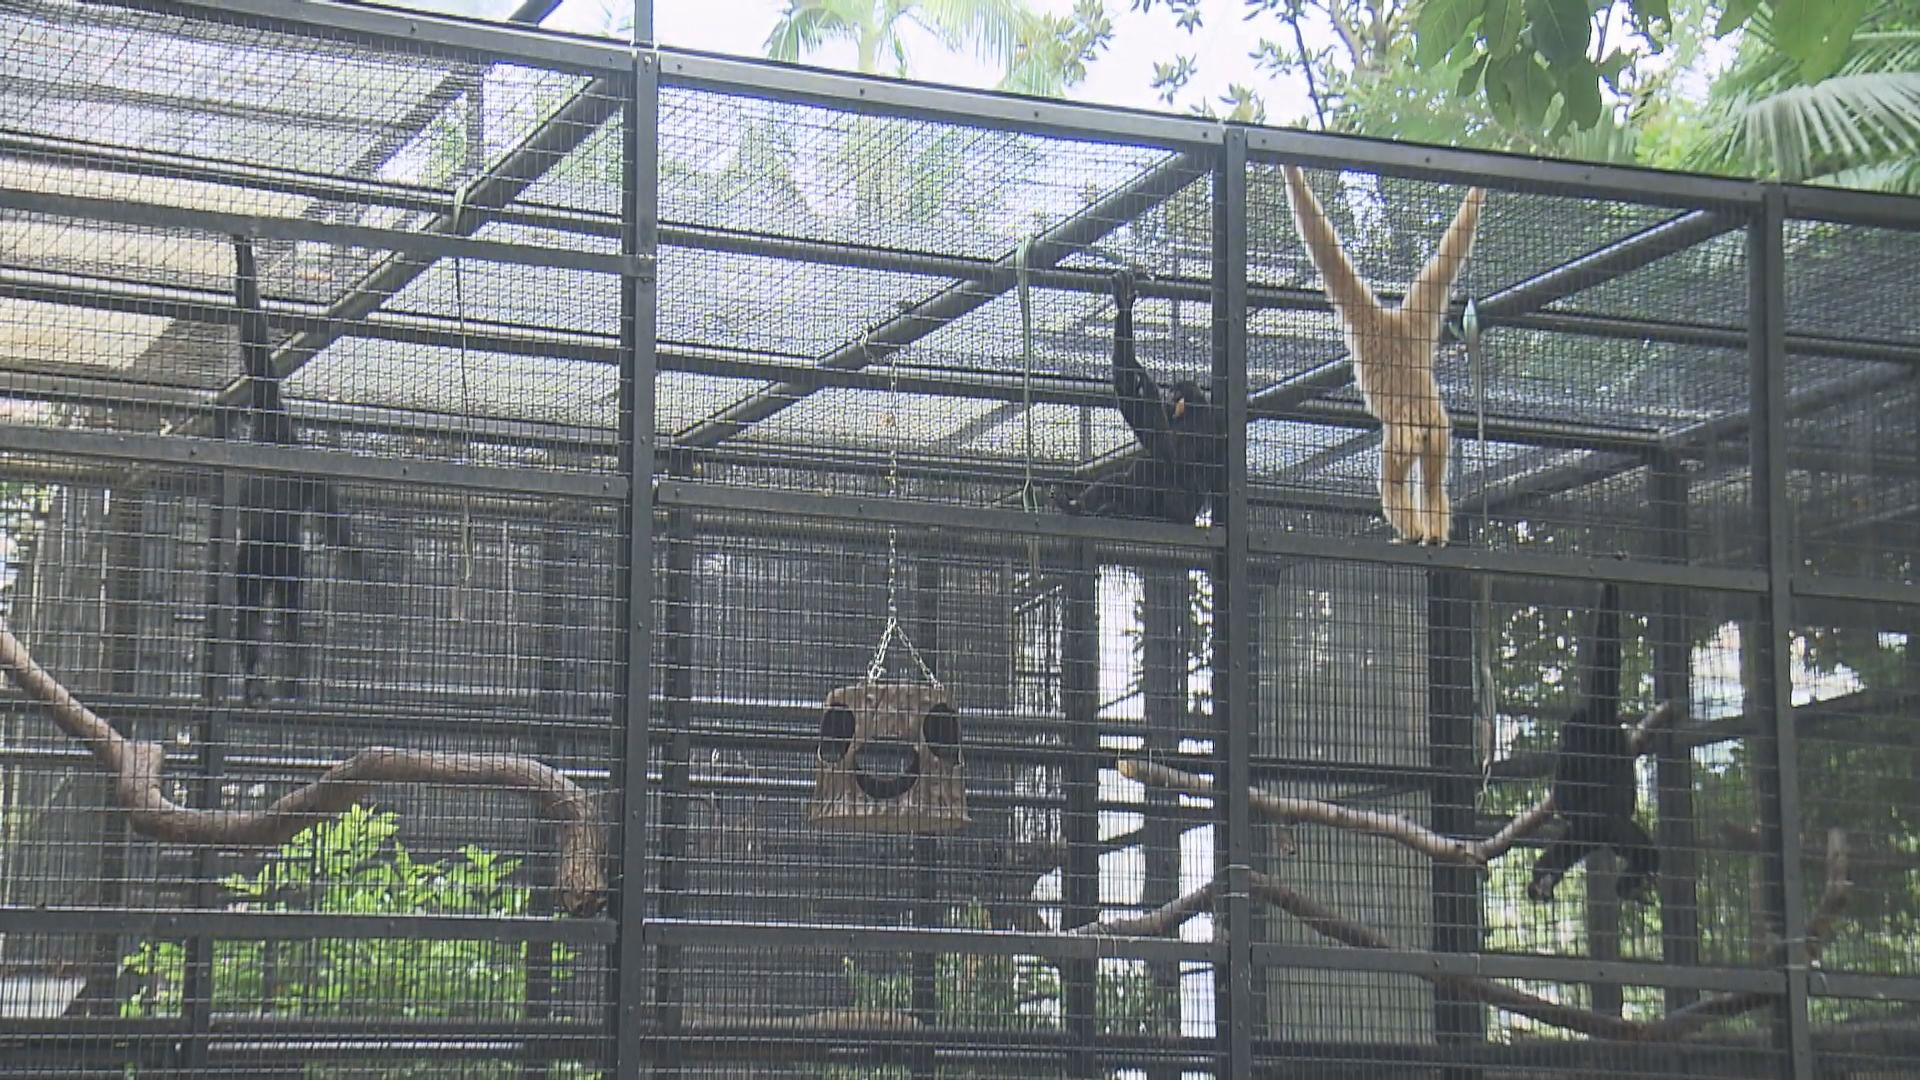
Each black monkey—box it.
[1528,582,1659,904]
[1055,268,1221,524]
[230,237,361,703]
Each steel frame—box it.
[1,1,1918,1077]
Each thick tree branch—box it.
[1473,702,1676,864]
[1068,879,1220,938]
[1119,758,1479,866]
[0,620,608,915]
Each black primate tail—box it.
[1589,582,1620,723]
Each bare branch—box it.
[1638,828,1850,1042]
[0,620,608,916]
[1068,879,1220,938]
[1119,758,1481,866]
[1245,872,1642,1040]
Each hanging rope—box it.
[450,182,479,623]
[1014,237,1042,583]
[1460,297,1499,789]
[863,330,940,689]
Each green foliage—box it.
[1681,3,1920,190]
[829,900,1179,1079]
[119,807,591,1079]
[1003,0,1116,96]
[766,0,1101,96]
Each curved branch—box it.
[0,620,607,915]
[1089,827,1851,1043]
[1067,879,1220,938]
[1119,758,1480,866]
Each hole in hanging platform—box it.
[852,737,921,801]
[819,703,855,764]
[924,704,960,761]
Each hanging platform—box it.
[807,681,969,834]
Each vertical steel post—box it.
[1751,187,1812,1079]
[650,504,692,1078]
[1427,568,1482,1079]
[1061,540,1100,1078]
[1649,453,1701,1008]
[911,556,943,1080]
[612,36,661,1075]
[1211,127,1252,1080]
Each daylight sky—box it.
[527,0,1326,125]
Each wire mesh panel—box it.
[1,1,1918,1078]
[646,511,1221,1073]
[0,2,632,1076]
[655,77,1219,522]
[1781,215,1920,587]
[1245,159,1757,563]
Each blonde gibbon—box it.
[1282,166,1485,546]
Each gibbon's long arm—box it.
[1282,165,1484,325]
[1108,269,1179,465]
[1281,165,1383,325]
[1406,185,1486,323]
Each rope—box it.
[451,181,478,623]
[1014,238,1041,582]
[1460,297,1497,791]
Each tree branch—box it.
[1089,830,1851,1044]
[1068,879,1220,938]
[1119,758,1481,866]
[0,620,608,915]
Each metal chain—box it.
[864,331,939,688]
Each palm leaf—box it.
[765,0,865,63]
[903,0,1025,69]
[1734,73,1920,180]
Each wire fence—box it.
[0,1,1916,1078]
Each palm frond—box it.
[765,0,865,62]
[1813,155,1920,194]
[904,0,1025,68]
[1736,72,1920,180]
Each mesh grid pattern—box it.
[0,1,1916,1077]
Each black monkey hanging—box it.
[1054,268,1222,525]
[230,237,362,703]
[1527,582,1660,904]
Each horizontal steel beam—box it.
[1782,183,1920,232]
[103,0,628,73]
[659,51,1221,151]
[1247,527,1769,593]
[655,479,1220,550]
[0,906,614,943]
[1250,943,1784,994]
[0,422,623,499]
[1245,128,1760,209]
[0,186,643,278]
[641,917,1217,965]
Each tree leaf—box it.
[1714,0,1761,37]
[1457,52,1492,97]
[1526,0,1591,65]
[1415,0,1482,70]
[1635,0,1670,26]
[1772,0,1871,83]
[1482,0,1521,57]
[1559,57,1604,129]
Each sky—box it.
[491,0,1329,126]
